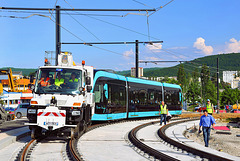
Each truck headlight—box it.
[72,111,80,116]
[28,109,36,114]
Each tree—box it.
[200,64,210,102]
[177,64,187,93]
[221,88,240,105]
[185,68,201,103]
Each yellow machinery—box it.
[0,68,29,92]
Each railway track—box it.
[128,118,237,161]
[18,137,81,161]
[158,119,234,161]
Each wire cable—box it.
[63,10,102,42]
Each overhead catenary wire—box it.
[63,10,102,42]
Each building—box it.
[131,67,143,77]
[231,77,240,89]
[223,71,238,84]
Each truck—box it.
[26,52,94,139]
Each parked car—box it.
[195,106,206,112]
[14,103,30,118]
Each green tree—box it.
[200,64,210,102]
[177,64,187,93]
[221,88,240,105]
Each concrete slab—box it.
[137,122,199,161]
[78,120,158,161]
[0,126,30,149]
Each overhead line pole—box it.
[217,57,219,113]
[56,6,60,66]
[61,41,163,45]
[0,7,156,12]
[1,6,156,66]
[136,40,139,78]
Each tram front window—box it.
[34,68,82,95]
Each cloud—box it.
[145,43,162,52]
[123,49,134,59]
[193,37,213,55]
[225,38,240,53]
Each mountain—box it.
[1,53,240,78]
[0,67,37,76]
[117,53,240,77]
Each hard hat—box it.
[207,99,210,102]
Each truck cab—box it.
[26,52,94,138]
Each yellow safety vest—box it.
[55,78,64,86]
[160,104,167,114]
[206,103,213,113]
[69,78,78,82]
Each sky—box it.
[0,0,240,71]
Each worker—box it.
[55,73,64,86]
[199,110,216,147]
[38,71,50,87]
[206,99,214,115]
[69,72,78,83]
[159,101,168,126]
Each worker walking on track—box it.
[159,101,168,126]
[199,110,216,147]
[206,99,214,115]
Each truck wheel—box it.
[16,112,22,119]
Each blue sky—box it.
[1,0,240,71]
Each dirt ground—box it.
[184,119,240,157]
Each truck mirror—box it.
[87,86,92,92]
[86,77,91,85]
[30,75,34,83]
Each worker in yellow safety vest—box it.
[206,99,214,115]
[159,101,168,125]
[69,72,79,83]
[55,72,64,86]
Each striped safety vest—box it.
[55,78,64,86]
[206,103,213,113]
[160,104,167,114]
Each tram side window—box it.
[93,78,126,114]
[164,88,180,106]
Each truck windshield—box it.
[34,68,82,95]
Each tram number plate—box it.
[44,122,58,126]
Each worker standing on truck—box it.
[206,99,214,115]
[55,72,64,86]
[199,110,216,147]
[159,101,168,126]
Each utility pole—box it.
[56,6,60,66]
[1,7,156,65]
[217,57,219,113]
[135,40,139,78]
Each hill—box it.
[0,67,37,76]
[117,53,240,77]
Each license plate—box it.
[44,122,58,126]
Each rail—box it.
[158,119,234,161]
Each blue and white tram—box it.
[91,70,182,121]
